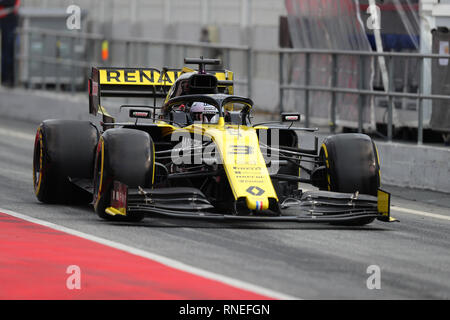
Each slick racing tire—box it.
[93,128,155,222]
[320,133,381,226]
[33,120,99,204]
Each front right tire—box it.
[320,133,381,226]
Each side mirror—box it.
[129,109,152,119]
[281,113,301,122]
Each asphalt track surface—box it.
[0,118,449,299]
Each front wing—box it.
[105,181,394,224]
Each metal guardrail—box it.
[14,28,450,145]
[275,48,450,145]
[15,27,252,96]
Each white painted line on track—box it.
[0,127,35,141]
[0,207,298,300]
[392,206,450,222]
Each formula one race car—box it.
[33,57,393,225]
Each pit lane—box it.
[0,118,449,299]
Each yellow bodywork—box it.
[377,189,396,221]
[177,119,278,211]
[105,206,127,216]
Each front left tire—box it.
[33,120,99,204]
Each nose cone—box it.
[245,197,269,211]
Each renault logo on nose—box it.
[246,186,265,196]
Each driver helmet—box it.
[190,102,219,123]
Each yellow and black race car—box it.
[33,57,393,225]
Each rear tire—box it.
[33,120,99,204]
[320,133,381,226]
[93,128,154,222]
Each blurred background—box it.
[1,0,450,144]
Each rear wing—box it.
[88,67,233,116]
